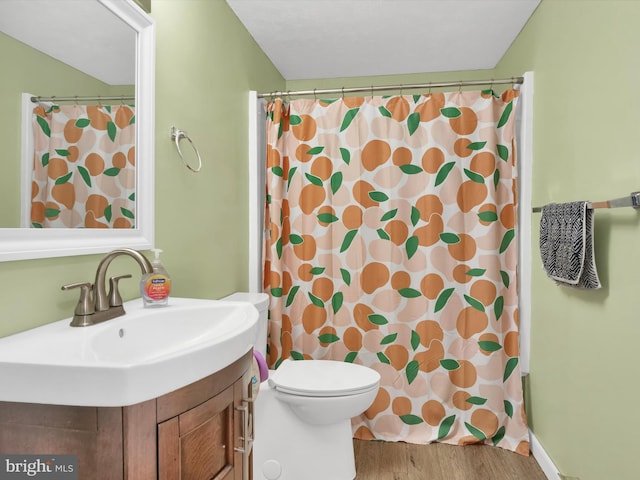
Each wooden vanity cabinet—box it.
[0,350,254,480]
[155,357,253,480]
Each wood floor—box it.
[353,439,548,480]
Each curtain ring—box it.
[370,85,374,100]
[399,84,404,96]
[428,82,432,96]
[341,87,345,99]
[313,88,317,100]
[74,96,79,105]
[171,126,202,173]
[458,82,463,93]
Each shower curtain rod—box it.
[30,95,134,103]
[257,76,524,98]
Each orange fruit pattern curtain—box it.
[31,104,136,228]
[264,90,529,454]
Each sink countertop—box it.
[0,297,259,407]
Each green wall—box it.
[0,0,284,337]
[494,1,640,479]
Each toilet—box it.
[222,292,380,480]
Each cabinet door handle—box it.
[235,401,253,480]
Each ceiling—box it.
[1,0,540,85]
[226,0,541,81]
[0,0,135,85]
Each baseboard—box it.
[529,430,559,479]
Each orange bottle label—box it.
[144,275,171,300]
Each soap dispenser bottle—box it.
[141,248,171,307]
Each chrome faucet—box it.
[62,248,153,327]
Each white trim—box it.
[516,71,534,374]
[20,93,35,228]
[2,0,155,261]
[248,91,259,292]
[530,430,559,479]
[248,92,267,293]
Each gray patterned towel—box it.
[539,201,601,289]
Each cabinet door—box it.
[158,384,236,480]
[0,403,123,480]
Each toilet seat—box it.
[269,359,380,397]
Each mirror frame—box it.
[0,0,155,262]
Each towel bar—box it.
[532,191,640,212]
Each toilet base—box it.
[253,382,356,480]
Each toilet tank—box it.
[220,292,270,359]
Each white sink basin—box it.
[0,297,258,407]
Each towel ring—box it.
[170,126,202,173]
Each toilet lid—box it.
[270,359,380,397]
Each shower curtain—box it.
[263,90,529,455]
[30,103,136,228]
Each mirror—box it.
[0,0,154,261]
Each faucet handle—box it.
[61,282,95,317]
[109,274,132,307]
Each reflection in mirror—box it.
[0,0,155,260]
[24,96,137,229]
